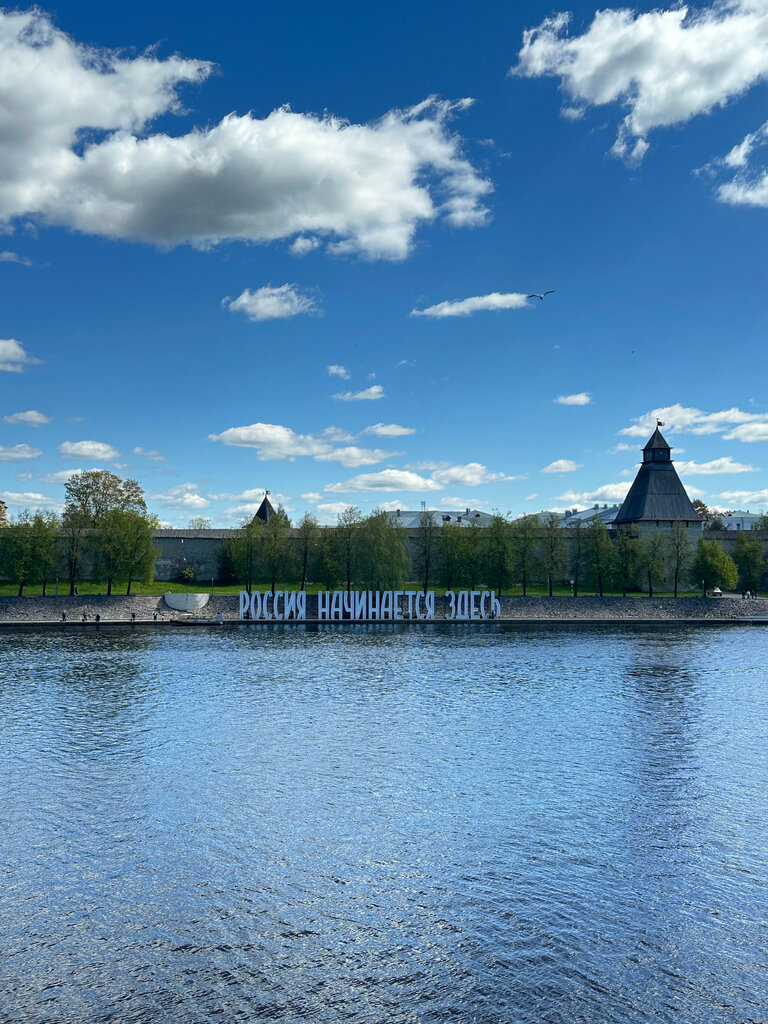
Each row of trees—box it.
[223,509,765,598]
[2,486,765,596]
[0,471,157,595]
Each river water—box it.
[1,623,766,1023]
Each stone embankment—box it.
[1,593,767,624]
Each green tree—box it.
[295,512,319,591]
[5,510,35,596]
[569,519,586,597]
[315,529,339,591]
[230,517,263,597]
[260,506,294,594]
[637,530,666,597]
[97,508,126,595]
[462,520,484,590]
[188,516,212,530]
[511,514,539,595]
[752,512,768,530]
[438,523,467,591]
[692,499,724,531]
[692,539,738,596]
[217,541,237,584]
[63,470,147,594]
[120,512,159,595]
[357,509,409,590]
[335,506,362,595]
[30,511,60,596]
[613,526,638,597]
[484,514,513,596]
[732,531,766,593]
[666,522,694,598]
[539,513,565,596]
[414,510,441,593]
[586,518,613,597]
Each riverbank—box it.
[2,593,767,625]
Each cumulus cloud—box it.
[0,251,33,266]
[325,469,442,493]
[716,488,768,506]
[410,291,529,317]
[211,487,290,504]
[40,469,83,483]
[224,284,319,321]
[676,457,757,475]
[59,440,119,461]
[133,445,166,461]
[327,365,350,379]
[559,482,703,504]
[3,409,50,426]
[0,489,60,509]
[316,502,357,522]
[208,420,392,465]
[541,459,582,473]
[362,422,416,437]
[315,445,398,468]
[150,483,209,510]
[431,462,517,486]
[300,492,323,503]
[290,236,320,256]
[712,121,768,208]
[0,443,43,462]
[440,496,491,508]
[621,403,768,439]
[512,2,768,165]
[555,392,590,406]
[0,338,41,372]
[722,423,768,443]
[525,493,539,501]
[321,426,356,442]
[0,12,490,260]
[332,385,385,401]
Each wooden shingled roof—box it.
[613,427,701,526]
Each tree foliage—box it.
[539,513,565,596]
[484,514,513,597]
[414,510,441,593]
[295,512,319,591]
[511,514,539,596]
[692,539,738,595]
[732,531,766,592]
[357,509,409,590]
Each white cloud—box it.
[209,422,330,459]
[0,489,60,509]
[714,121,768,208]
[40,468,83,483]
[555,392,591,406]
[440,496,491,508]
[290,235,320,256]
[621,403,768,439]
[375,500,409,512]
[676,457,757,475]
[362,422,416,437]
[410,291,529,317]
[0,338,41,372]
[150,483,209,510]
[557,483,632,504]
[0,12,489,260]
[208,420,391,465]
[525,493,539,501]
[321,426,356,442]
[722,423,768,443]
[300,491,323,503]
[333,385,385,401]
[431,462,516,486]
[541,459,582,473]
[0,443,42,462]
[716,489,768,506]
[59,440,119,461]
[133,445,166,461]
[0,251,33,266]
[325,469,442,493]
[211,488,290,505]
[3,409,50,426]
[224,284,319,321]
[316,502,356,523]
[512,2,768,165]
[315,445,397,468]
[327,365,350,379]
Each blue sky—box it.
[2,0,768,525]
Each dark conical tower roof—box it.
[613,426,701,526]
[253,493,275,524]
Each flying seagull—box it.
[527,290,556,300]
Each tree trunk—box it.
[42,577,47,597]
[597,573,603,598]
[548,576,553,597]
[107,577,112,596]
[18,580,24,597]
[522,570,527,597]
[126,578,132,596]
[69,577,76,596]
[301,550,308,591]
